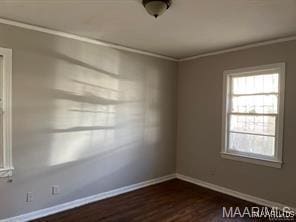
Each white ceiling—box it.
[0,0,295,59]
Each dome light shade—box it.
[142,0,172,18]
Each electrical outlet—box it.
[26,192,33,202]
[52,185,60,195]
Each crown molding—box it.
[1,18,296,63]
[0,18,178,62]
[179,35,296,62]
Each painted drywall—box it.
[0,23,177,219]
[177,40,296,208]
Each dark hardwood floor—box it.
[33,179,274,222]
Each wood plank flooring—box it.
[33,179,274,222]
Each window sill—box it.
[0,168,14,177]
[221,152,282,168]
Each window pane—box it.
[232,95,278,114]
[232,73,279,94]
[230,115,276,136]
[229,132,275,156]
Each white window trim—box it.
[221,63,285,168]
[0,47,13,177]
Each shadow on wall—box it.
[47,80,143,166]
[7,39,167,201]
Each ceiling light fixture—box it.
[142,0,172,18]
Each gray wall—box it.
[1,21,295,219]
[177,40,296,208]
[0,23,177,219]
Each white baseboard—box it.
[3,173,295,221]
[176,173,296,211]
[2,174,176,222]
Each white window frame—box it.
[221,63,285,168]
[0,47,13,177]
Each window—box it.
[221,63,285,168]
[0,47,13,177]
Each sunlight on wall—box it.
[48,51,121,166]
[47,49,154,166]
[143,69,162,145]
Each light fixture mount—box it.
[142,0,172,18]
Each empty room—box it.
[0,0,295,221]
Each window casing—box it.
[0,47,13,177]
[221,63,285,168]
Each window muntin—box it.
[222,63,285,168]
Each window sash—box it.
[229,130,275,137]
[232,92,278,96]
[226,78,279,156]
[228,112,277,116]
